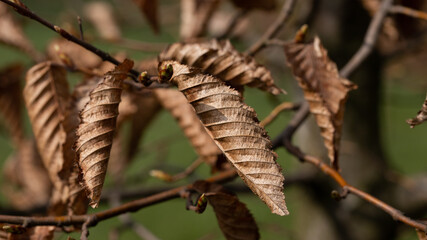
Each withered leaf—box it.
[159,39,285,95]
[0,4,42,61]
[0,64,24,147]
[7,226,55,240]
[84,2,122,41]
[193,181,260,240]
[407,94,427,128]
[180,0,221,40]
[132,0,159,33]
[47,39,102,70]
[75,59,134,207]
[284,37,356,169]
[154,88,221,166]
[416,228,427,240]
[2,139,52,211]
[230,0,276,11]
[159,61,288,216]
[23,62,74,194]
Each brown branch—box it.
[273,105,427,233]
[260,102,299,127]
[339,0,393,78]
[245,0,296,56]
[0,0,152,85]
[0,169,237,228]
[389,5,427,21]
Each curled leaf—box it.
[159,39,285,95]
[7,226,55,240]
[193,181,260,240]
[75,59,134,207]
[407,94,427,128]
[159,61,288,216]
[84,2,122,41]
[180,0,221,40]
[284,37,357,169]
[0,4,42,61]
[132,0,159,33]
[0,64,24,146]
[153,88,221,166]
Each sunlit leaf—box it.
[159,61,288,215]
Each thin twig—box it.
[77,16,84,41]
[0,0,146,83]
[339,0,393,78]
[218,9,248,39]
[260,102,299,127]
[389,5,427,21]
[0,169,237,228]
[245,0,296,56]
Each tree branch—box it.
[389,5,427,21]
[272,0,427,234]
[245,0,296,56]
[0,169,237,229]
[339,0,393,78]
[0,0,152,85]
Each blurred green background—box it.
[0,0,426,239]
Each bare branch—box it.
[0,169,237,228]
[245,0,296,56]
[0,0,151,84]
[340,0,393,78]
[389,5,427,21]
[260,102,299,127]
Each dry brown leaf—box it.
[284,37,356,170]
[180,0,221,40]
[47,38,102,70]
[230,0,276,11]
[193,180,260,240]
[132,0,159,33]
[159,61,288,215]
[75,59,134,207]
[23,62,74,194]
[417,229,427,240]
[24,62,86,215]
[2,139,52,211]
[159,39,285,95]
[407,94,427,128]
[0,64,24,146]
[84,2,122,41]
[154,88,221,166]
[7,226,55,240]
[0,4,41,61]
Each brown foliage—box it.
[2,139,52,211]
[0,4,41,61]
[159,61,288,215]
[407,94,427,128]
[193,181,260,240]
[132,0,159,33]
[180,0,220,40]
[153,88,221,166]
[84,2,122,41]
[159,39,285,95]
[75,59,133,207]
[0,64,24,146]
[284,37,356,169]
